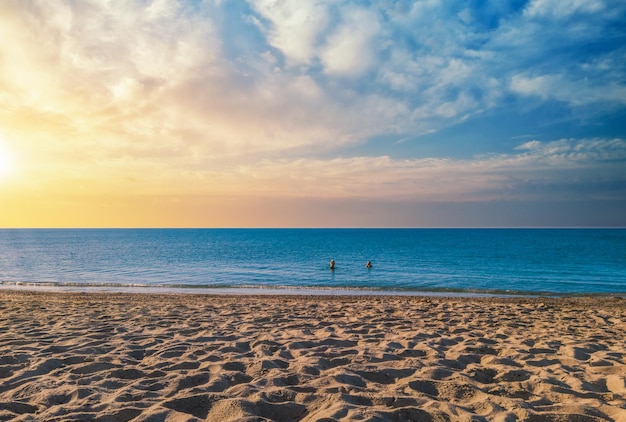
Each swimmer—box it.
[329,259,335,270]
[366,261,372,268]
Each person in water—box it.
[366,261,372,268]
[329,259,335,270]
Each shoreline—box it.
[1,290,625,421]
[2,283,625,299]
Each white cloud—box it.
[509,74,553,98]
[290,75,323,99]
[109,77,145,102]
[176,138,625,201]
[251,0,331,66]
[515,140,542,151]
[524,0,605,18]
[253,2,383,77]
[319,6,381,76]
[510,73,626,105]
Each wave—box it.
[2,280,624,298]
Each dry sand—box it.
[1,291,625,422]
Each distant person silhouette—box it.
[366,261,372,269]
[329,259,335,270]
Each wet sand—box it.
[1,291,625,421]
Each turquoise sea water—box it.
[0,229,624,296]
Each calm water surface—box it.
[0,229,624,295]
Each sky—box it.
[0,0,625,227]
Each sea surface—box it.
[0,229,624,296]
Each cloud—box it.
[2,1,624,151]
[0,0,624,213]
[319,6,381,76]
[515,140,542,151]
[524,0,605,19]
[509,74,554,99]
[510,72,626,106]
[64,137,624,202]
[250,0,331,66]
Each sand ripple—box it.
[1,292,625,421]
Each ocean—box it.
[0,229,624,296]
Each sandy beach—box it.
[0,291,625,421]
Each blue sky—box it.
[0,0,625,227]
